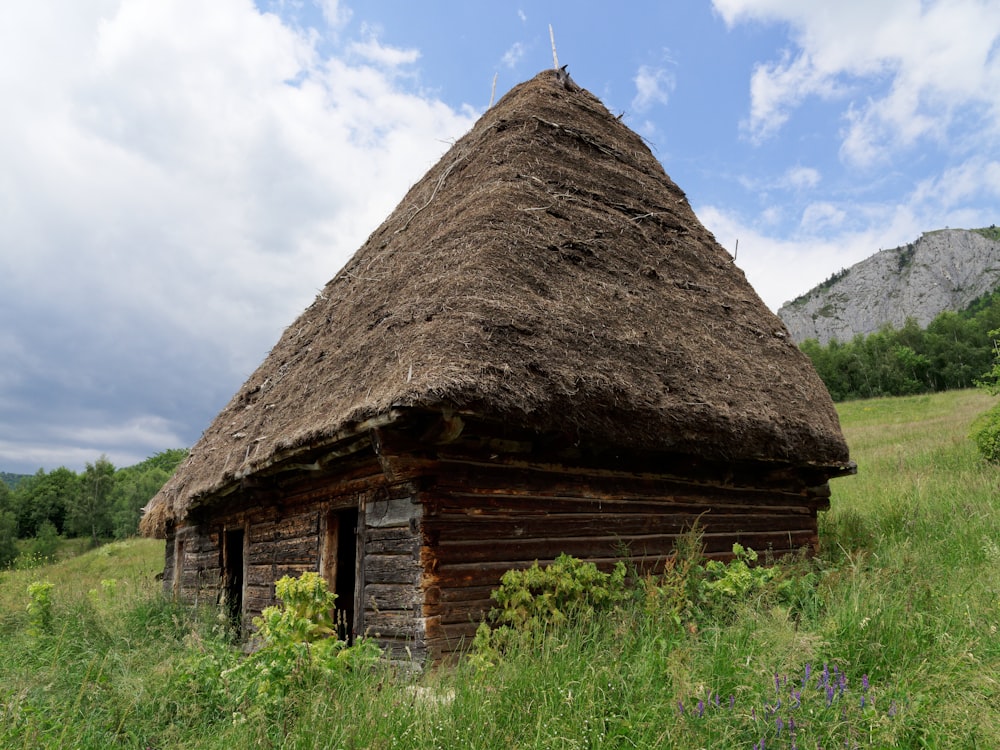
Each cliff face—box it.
[778,228,1000,345]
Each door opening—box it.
[222,527,245,632]
[322,507,358,642]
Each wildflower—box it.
[729,695,735,710]
[697,700,704,718]
[714,692,721,708]
[861,674,869,692]
[677,700,684,715]
[775,673,781,692]
[826,685,835,707]
[776,716,784,736]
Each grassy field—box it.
[1,389,998,748]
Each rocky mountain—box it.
[778,227,1000,345]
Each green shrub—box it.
[225,572,380,709]
[970,401,1000,463]
[26,580,54,636]
[473,553,628,665]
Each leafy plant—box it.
[473,553,628,665]
[225,572,380,707]
[26,580,54,636]
[970,401,1000,463]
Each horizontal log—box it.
[425,489,819,517]
[429,456,828,497]
[365,553,422,585]
[246,564,277,587]
[430,534,682,565]
[425,584,496,605]
[424,617,480,645]
[364,583,422,611]
[250,536,320,564]
[424,599,493,625]
[366,534,420,557]
[364,611,425,640]
[367,496,421,528]
[271,511,320,541]
[424,510,811,545]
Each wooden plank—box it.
[365,554,422,585]
[364,583,422,611]
[423,511,812,543]
[272,511,320,541]
[426,489,820,516]
[364,610,424,640]
[367,496,421,528]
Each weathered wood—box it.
[367,495,421,528]
[424,510,813,544]
[365,610,425,639]
[365,553,422,585]
[364,582,423,611]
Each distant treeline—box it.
[0,449,187,567]
[800,289,1000,402]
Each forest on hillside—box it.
[0,449,186,568]
[799,289,1000,401]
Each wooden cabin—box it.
[141,70,854,664]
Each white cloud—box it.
[502,42,525,68]
[715,0,1000,164]
[783,165,820,190]
[0,0,476,472]
[518,9,527,23]
[800,202,846,232]
[318,0,351,29]
[348,36,421,67]
[632,64,676,112]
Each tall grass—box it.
[1,389,998,748]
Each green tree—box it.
[109,449,187,538]
[13,467,78,538]
[68,456,115,545]
[0,510,16,568]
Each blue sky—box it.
[1,0,998,474]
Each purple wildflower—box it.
[729,695,735,710]
[862,674,869,692]
[860,694,866,709]
[697,700,704,718]
[677,700,684,715]
[714,692,721,708]
[826,685,835,707]
[776,716,784,736]
[791,689,801,708]
[775,673,781,692]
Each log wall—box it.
[418,456,830,661]
[161,428,835,666]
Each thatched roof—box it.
[141,70,850,537]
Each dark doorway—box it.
[322,507,358,642]
[221,527,245,632]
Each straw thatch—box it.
[142,70,849,537]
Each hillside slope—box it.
[778,228,1000,344]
